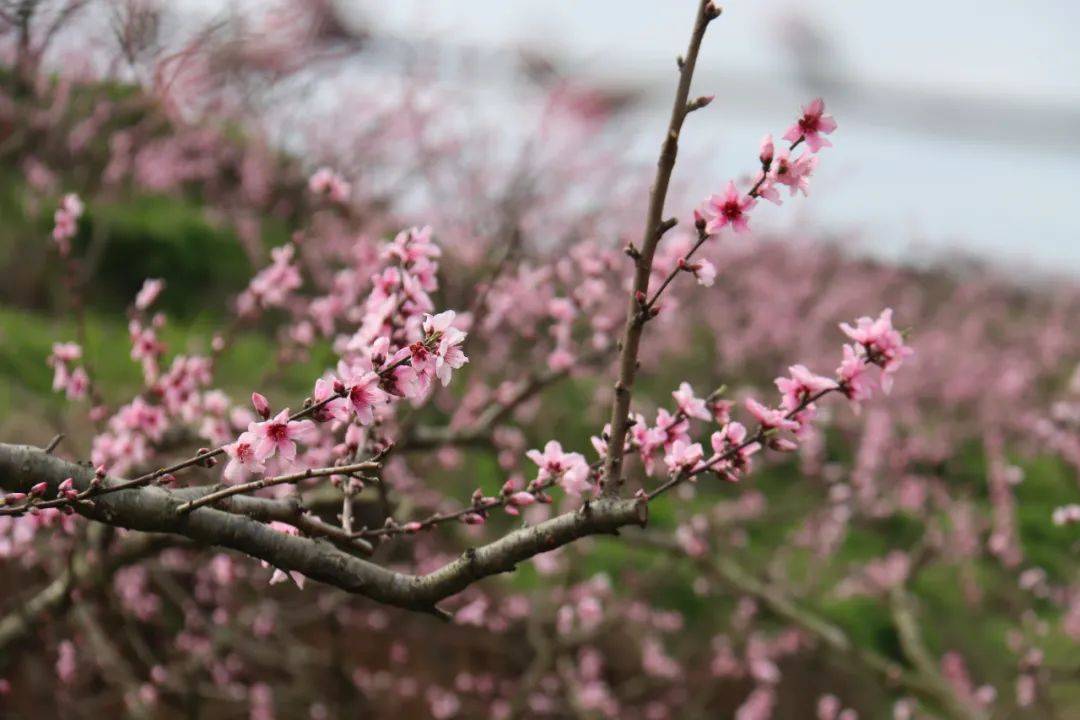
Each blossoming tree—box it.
[0,1,1076,718]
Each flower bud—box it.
[769,437,799,452]
[693,208,707,230]
[509,491,536,507]
[251,392,271,420]
[759,133,774,166]
[29,482,48,497]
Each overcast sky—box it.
[335,0,1080,278]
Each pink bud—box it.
[759,133,774,166]
[460,513,485,525]
[29,482,48,497]
[333,379,346,395]
[509,491,536,507]
[94,465,106,478]
[4,493,27,504]
[58,478,75,492]
[251,392,271,419]
[402,522,423,533]
[693,208,707,230]
[770,438,799,452]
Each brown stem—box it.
[174,460,379,515]
[602,0,720,496]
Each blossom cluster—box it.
[51,193,83,257]
[582,308,912,492]
[222,227,469,484]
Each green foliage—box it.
[81,195,253,316]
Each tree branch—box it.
[0,443,647,615]
[602,0,720,495]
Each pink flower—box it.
[771,150,818,196]
[134,278,165,311]
[783,98,837,152]
[745,398,799,432]
[55,640,77,684]
[308,167,351,203]
[713,421,748,449]
[1053,504,1080,526]
[336,363,385,425]
[423,311,469,386]
[710,422,760,475]
[672,382,711,421]
[223,431,262,482]
[836,344,875,404]
[704,181,756,235]
[526,440,592,496]
[60,193,84,217]
[251,410,317,464]
[380,348,420,398]
[753,173,783,205]
[641,637,681,679]
[840,308,914,393]
[657,407,691,442]
[689,258,717,287]
[663,439,704,475]
[774,364,837,412]
[51,194,84,255]
[64,366,89,400]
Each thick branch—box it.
[0,443,647,614]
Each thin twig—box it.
[175,460,379,515]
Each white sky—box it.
[340,0,1080,278]
[174,0,1080,277]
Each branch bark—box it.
[602,0,719,495]
[0,443,647,615]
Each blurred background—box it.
[0,1,1078,719]
[318,0,1080,275]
